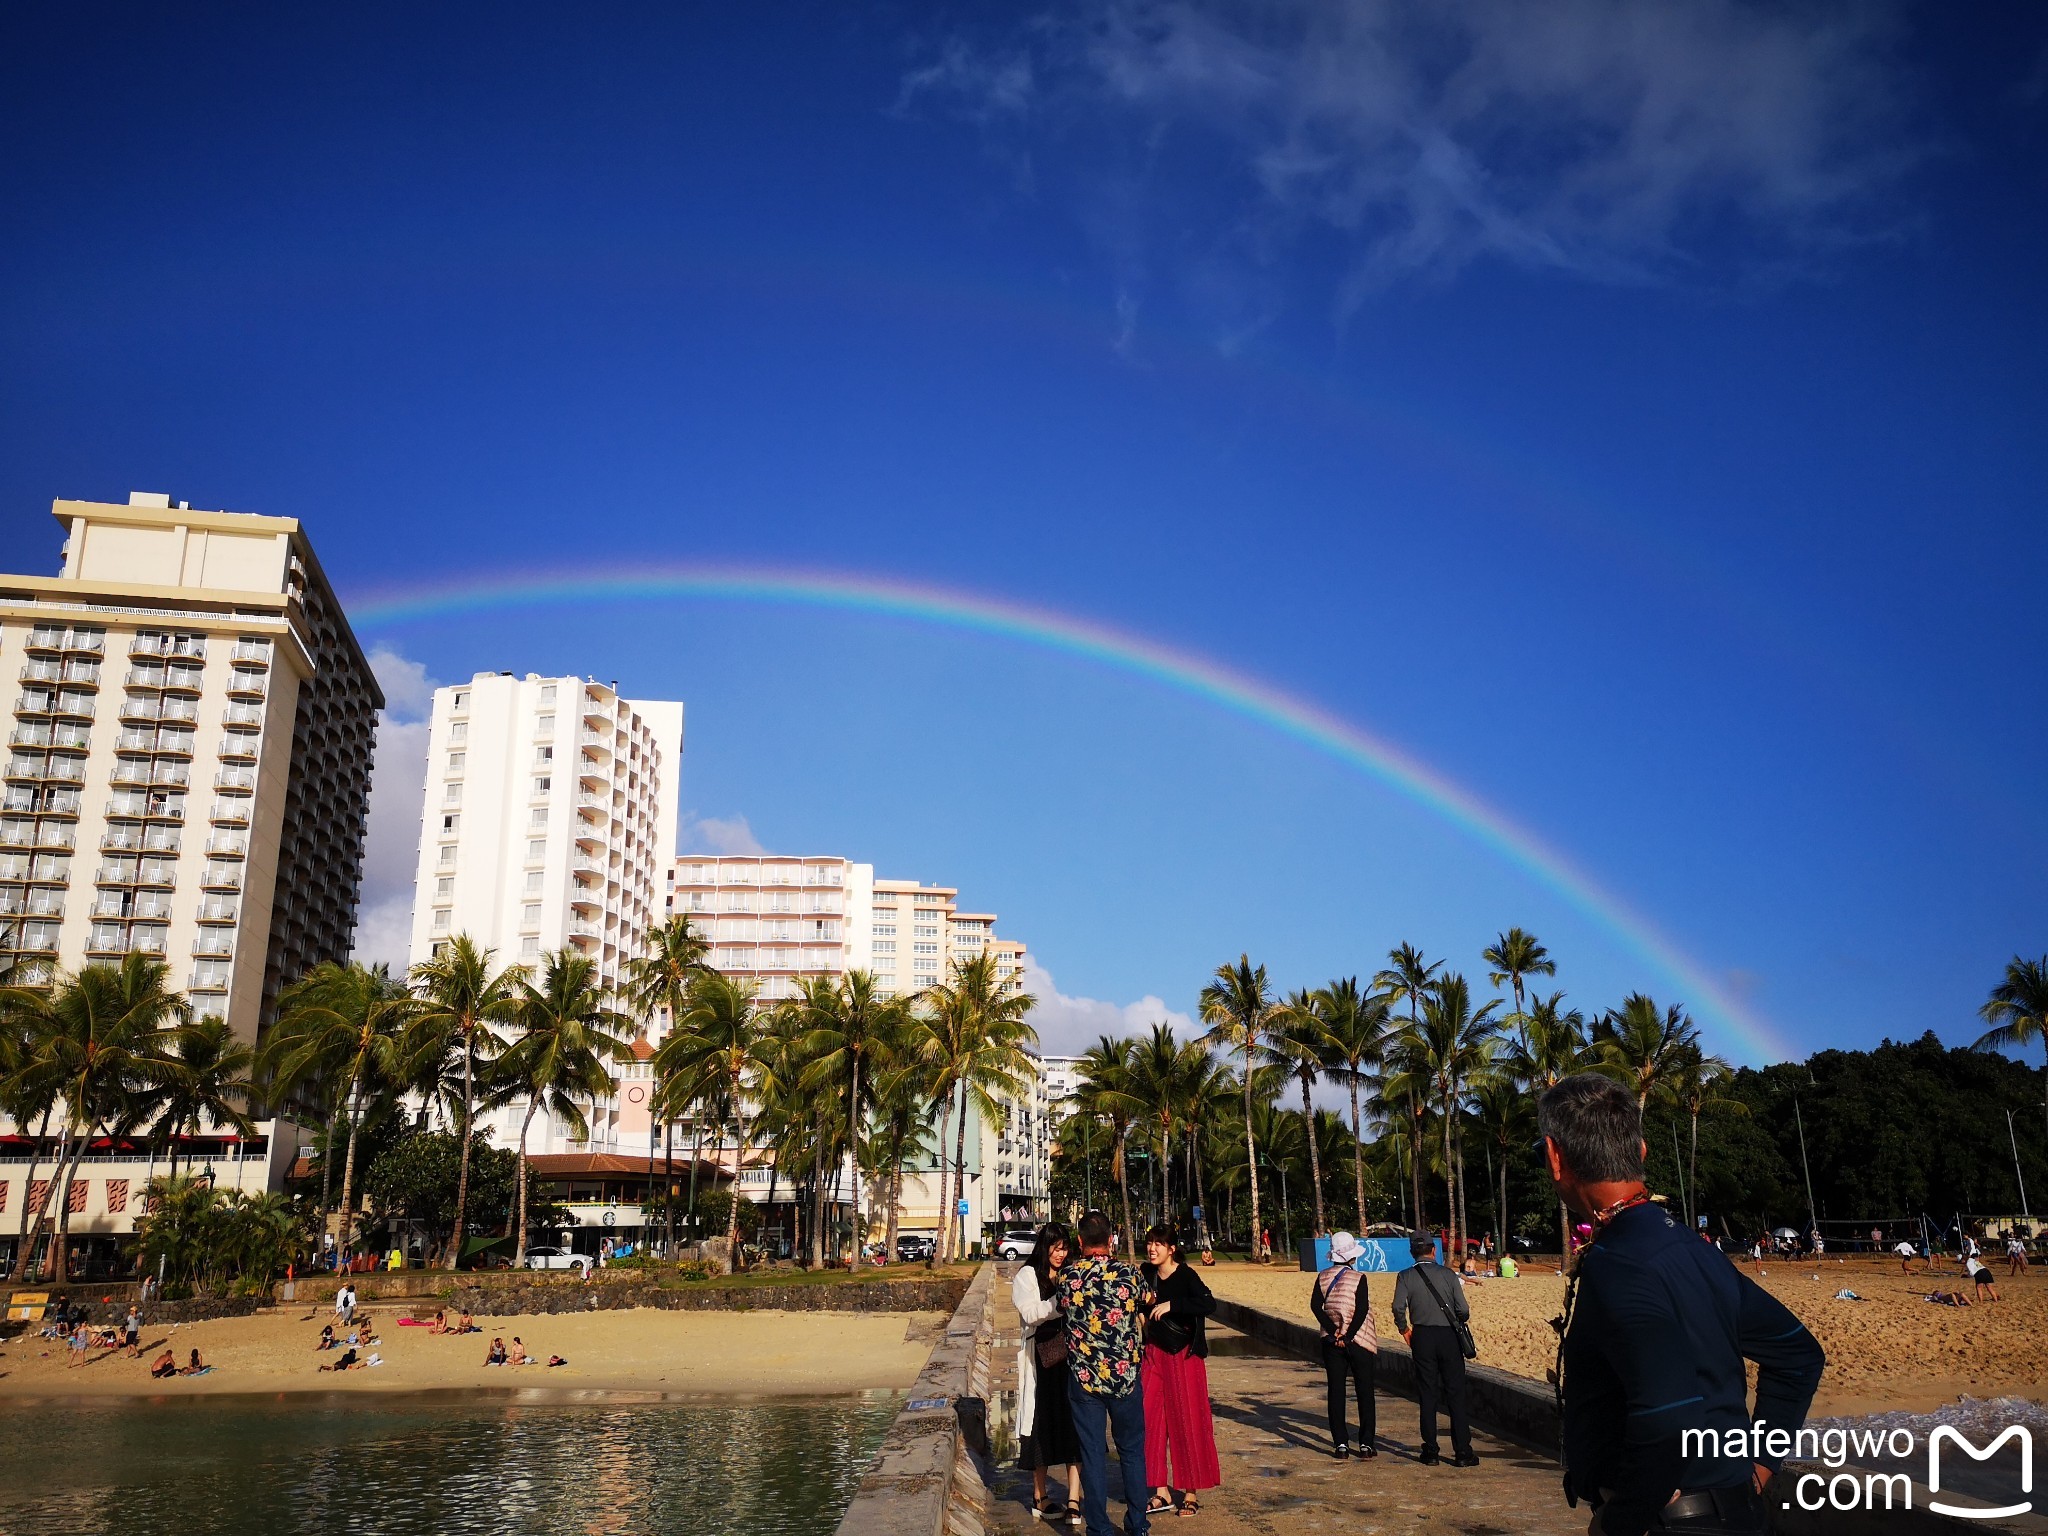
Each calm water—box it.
[0,1391,902,1535]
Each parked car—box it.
[895,1233,936,1262]
[995,1228,1037,1261]
[525,1246,591,1274]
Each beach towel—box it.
[1833,1289,1863,1300]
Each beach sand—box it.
[0,1303,945,1400]
[1203,1254,2048,1416]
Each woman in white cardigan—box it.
[1013,1222,1082,1522]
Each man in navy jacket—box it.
[1543,1073,1825,1535]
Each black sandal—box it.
[1032,1499,1064,1522]
[1178,1497,1202,1517]
[1146,1496,1174,1515]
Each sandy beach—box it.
[1204,1254,2048,1417]
[0,1303,945,1401]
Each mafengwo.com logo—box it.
[1682,1420,2033,1519]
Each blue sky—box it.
[2,3,2043,1064]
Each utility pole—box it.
[1794,1097,1819,1238]
[2008,1110,2032,1218]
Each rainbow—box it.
[352,565,1787,1061]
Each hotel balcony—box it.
[226,673,266,700]
[229,643,271,665]
[25,630,105,655]
[214,768,257,792]
[222,704,263,729]
[130,635,205,661]
[209,801,251,828]
[203,835,247,858]
[199,863,241,890]
[19,661,99,686]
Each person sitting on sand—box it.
[1967,1255,2000,1301]
[316,1324,336,1351]
[319,1348,361,1372]
[150,1348,179,1379]
[507,1336,530,1365]
[428,1310,448,1334]
[484,1337,508,1366]
[458,1311,477,1334]
[181,1348,206,1375]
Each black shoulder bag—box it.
[1413,1264,1477,1360]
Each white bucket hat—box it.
[1329,1231,1364,1265]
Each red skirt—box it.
[1142,1343,1221,1491]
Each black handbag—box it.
[1033,1319,1068,1369]
[1414,1264,1478,1360]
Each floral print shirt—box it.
[1060,1253,1146,1398]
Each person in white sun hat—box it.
[1310,1231,1379,1460]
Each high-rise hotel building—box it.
[0,493,381,1043]
[408,673,682,1000]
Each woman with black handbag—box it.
[1140,1224,1220,1517]
[1013,1222,1083,1522]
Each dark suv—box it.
[896,1233,936,1262]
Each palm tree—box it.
[407,936,525,1268]
[866,1049,940,1261]
[1511,992,1594,1264]
[800,970,910,1271]
[1271,988,1333,1236]
[1199,955,1275,1255]
[1074,1035,1142,1250]
[1482,928,1555,1053]
[1386,975,1499,1255]
[263,961,416,1260]
[153,1015,256,1178]
[1316,977,1392,1232]
[917,953,1037,1261]
[654,971,769,1273]
[1669,1048,1746,1228]
[1596,993,1699,1109]
[1974,957,2048,1150]
[1373,944,1441,1229]
[3,957,188,1279]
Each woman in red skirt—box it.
[1140,1224,1220,1517]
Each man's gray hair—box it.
[1538,1073,1644,1183]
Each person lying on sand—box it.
[150,1348,179,1379]
[1925,1291,1971,1307]
[484,1337,508,1366]
[319,1348,362,1372]
[547,1355,569,1367]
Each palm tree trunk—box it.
[884,1126,905,1260]
[684,1113,704,1248]
[1242,1055,1262,1259]
[336,1077,367,1260]
[951,1082,970,1260]
[723,1076,748,1275]
[1349,1076,1366,1232]
[932,1091,953,1264]
[1299,1074,1325,1235]
[1455,1124,1469,1260]
[13,1107,50,1257]
[1440,1092,1456,1252]
[50,1125,87,1283]
[317,1100,339,1246]
[847,1055,864,1273]
[662,1118,674,1253]
[1408,1093,1426,1229]
[446,1039,476,1270]
[513,1093,542,1266]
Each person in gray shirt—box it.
[1391,1232,1476,1466]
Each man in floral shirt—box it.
[1061,1209,1150,1536]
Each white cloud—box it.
[1023,961,1196,1056]
[906,0,1918,324]
[679,812,767,856]
[350,648,437,969]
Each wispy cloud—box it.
[680,812,767,856]
[1022,962,1194,1055]
[351,647,439,968]
[904,0,1920,333]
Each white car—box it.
[524,1246,591,1274]
[996,1230,1037,1261]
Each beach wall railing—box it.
[834,1261,1000,1536]
[1210,1296,1562,1455]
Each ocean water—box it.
[0,1390,902,1535]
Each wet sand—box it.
[1204,1254,2048,1416]
[0,1304,945,1400]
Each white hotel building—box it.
[408,672,682,1157]
[664,855,1048,1243]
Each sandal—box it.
[1146,1496,1174,1515]
[1178,1497,1201,1517]
[1032,1499,1065,1522]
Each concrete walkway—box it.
[985,1272,1587,1536]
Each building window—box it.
[449,722,467,744]
[524,870,543,893]
[873,941,896,955]
[539,685,556,704]
[521,936,540,957]
[527,839,546,860]
[446,752,465,771]
[529,808,547,828]
[438,845,457,868]
[536,714,555,737]
[451,691,469,711]
[522,904,542,927]
[533,777,551,795]
[873,924,895,936]
[432,908,451,931]
[441,815,458,834]
[535,745,553,764]
[436,877,453,898]
[913,942,938,955]
[443,784,462,806]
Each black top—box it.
[1139,1261,1216,1357]
[1562,1202,1826,1536]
